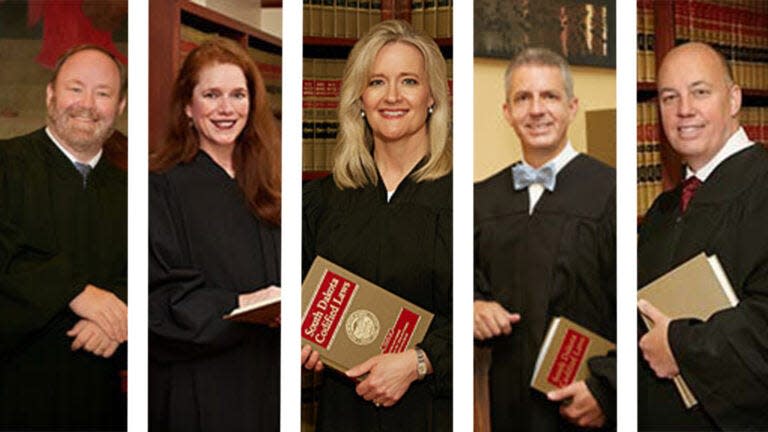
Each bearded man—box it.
[0,45,128,430]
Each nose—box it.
[529,95,545,115]
[677,94,694,117]
[384,83,401,103]
[217,96,234,113]
[79,90,96,109]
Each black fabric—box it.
[148,151,280,432]
[303,171,452,432]
[0,128,127,431]
[474,154,616,432]
[638,144,768,431]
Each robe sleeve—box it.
[666,197,768,428]
[419,206,452,397]
[302,180,324,277]
[148,174,248,360]
[585,186,617,424]
[474,222,494,302]
[0,148,88,353]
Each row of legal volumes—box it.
[636,0,656,84]
[303,1,452,39]
[637,101,663,217]
[302,58,345,172]
[673,0,768,90]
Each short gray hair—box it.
[504,47,574,100]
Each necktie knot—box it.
[680,176,701,214]
[512,163,556,191]
[73,162,92,188]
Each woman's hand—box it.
[346,349,431,408]
[301,344,324,372]
[238,285,281,308]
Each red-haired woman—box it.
[148,38,281,432]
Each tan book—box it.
[223,291,281,325]
[301,256,434,373]
[530,317,615,395]
[638,253,739,408]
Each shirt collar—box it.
[46,127,102,168]
[686,127,752,182]
[521,141,578,175]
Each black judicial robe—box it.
[474,155,616,432]
[638,144,768,431]
[149,152,280,432]
[0,128,127,430]
[303,171,452,432]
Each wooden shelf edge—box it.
[179,0,281,47]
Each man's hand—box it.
[301,344,324,373]
[69,284,127,342]
[548,380,606,428]
[347,349,429,408]
[474,300,521,340]
[67,319,120,358]
[638,299,679,378]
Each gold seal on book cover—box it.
[345,309,380,345]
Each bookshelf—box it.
[636,0,768,218]
[302,0,453,179]
[149,0,281,152]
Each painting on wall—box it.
[474,0,615,68]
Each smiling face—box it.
[185,62,249,152]
[46,49,125,158]
[503,64,578,167]
[361,42,434,148]
[657,43,741,171]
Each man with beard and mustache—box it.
[0,45,128,430]
[474,48,615,431]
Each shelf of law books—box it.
[636,0,768,218]
[149,1,281,150]
[302,0,452,180]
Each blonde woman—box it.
[303,20,452,431]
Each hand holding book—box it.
[547,380,607,428]
[637,299,679,379]
[346,348,432,408]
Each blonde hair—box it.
[333,20,451,189]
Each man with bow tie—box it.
[637,42,768,430]
[474,48,616,431]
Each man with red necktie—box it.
[638,42,768,430]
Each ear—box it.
[728,83,742,117]
[502,101,514,127]
[46,83,54,108]
[428,94,435,110]
[117,97,127,117]
[185,104,192,119]
[567,96,580,123]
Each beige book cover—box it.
[530,317,615,395]
[223,291,281,326]
[301,256,434,373]
[638,253,739,408]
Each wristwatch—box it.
[415,347,427,380]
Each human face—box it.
[503,65,577,167]
[361,42,434,148]
[46,49,125,158]
[657,44,740,171]
[185,62,249,152]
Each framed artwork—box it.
[474,0,615,68]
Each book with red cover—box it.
[301,256,434,373]
[530,316,615,394]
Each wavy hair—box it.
[333,20,451,189]
[150,37,281,226]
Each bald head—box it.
[659,42,733,89]
[657,42,741,171]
